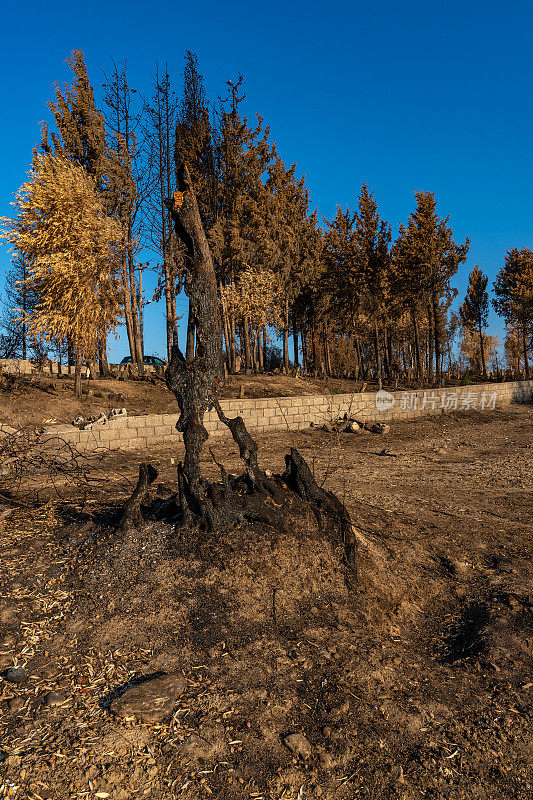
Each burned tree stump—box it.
[118,164,356,566]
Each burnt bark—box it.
[117,165,355,567]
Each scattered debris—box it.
[313,417,391,435]
[72,407,127,430]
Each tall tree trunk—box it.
[387,327,394,375]
[163,268,174,361]
[324,324,332,377]
[257,328,264,372]
[243,317,252,372]
[67,336,75,368]
[354,337,362,380]
[292,317,299,367]
[373,323,382,390]
[262,327,267,371]
[479,323,487,379]
[186,310,195,363]
[410,307,422,381]
[523,322,530,379]
[381,328,391,380]
[137,266,145,359]
[229,315,237,373]
[447,338,453,374]
[98,329,111,377]
[432,294,443,385]
[21,282,27,361]
[283,298,290,373]
[74,347,82,399]
[310,317,317,375]
[427,303,434,382]
[301,322,308,373]
[128,248,144,376]
[164,167,225,497]
[121,259,136,361]
[219,285,232,372]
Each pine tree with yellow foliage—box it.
[1,152,123,397]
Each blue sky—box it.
[1,0,532,360]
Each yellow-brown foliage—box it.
[221,268,282,328]
[459,327,499,372]
[1,152,123,359]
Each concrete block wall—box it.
[0,358,35,375]
[0,358,160,378]
[40,379,532,453]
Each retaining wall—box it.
[41,380,533,452]
[0,358,159,377]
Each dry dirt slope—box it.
[0,372,366,429]
[0,407,531,799]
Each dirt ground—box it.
[0,371,502,429]
[0,407,531,799]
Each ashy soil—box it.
[0,407,531,799]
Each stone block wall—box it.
[0,358,35,375]
[41,380,532,453]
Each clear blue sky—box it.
[2,0,532,360]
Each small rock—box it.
[328,700,350,721]
[347,421,361,432]
[7,696,25,712]
[392,764,405,784]
[43,691,66,707]
[318,751,334,770]
[4,755,21,771]
[85,765,99,780]
[2,667,28,684]
[284,732,313,760]
[0,606,20,624]
[110,673,186,724]
[40,664,60,680]
[179,733,214,763]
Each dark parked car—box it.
[120,355,167,366]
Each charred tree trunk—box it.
[479,324,487,380]
[113,164,355,554]
[186,310,195,363]
[293,317,299,368]
[262,327,267,372]
[74,347,82,399]
[373,323,382,390]
[410,306,422,381]
[98,328,111,378]
[243,316,252,373]
[427,302,435,383]
[522,322,530,379]
[432,293,443,385]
